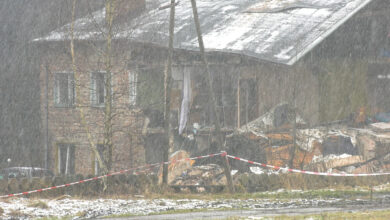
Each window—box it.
[54,72,75,107]
[58,143,75,175]
[129,71,138,106]
[95,144,105,175]
[91,72,108,106]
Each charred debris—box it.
[160,102,390,187]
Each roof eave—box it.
[286,0,373,65]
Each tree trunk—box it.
[103,0,115,171]
[162,0,176,186]
[70,0,108,177]
[189,0,234,193]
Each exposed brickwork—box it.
[40,43,145,175]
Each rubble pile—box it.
[170,164,226,186]
[158,150,195,184]
[230,104,390,175]
[169,104,390,187]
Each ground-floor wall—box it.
[46,108,146,175]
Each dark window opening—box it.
[58,143,75,175]
[91,72,107,106]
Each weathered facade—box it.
[36,0,147,175]
[38,42,146,175]
[35,0,390,174]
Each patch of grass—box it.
[0,207,3,216]
[28,200,49,209]
[226,209,390,220]
[75,211,87,217]
[9,209,28,218]
[104,208,240,219]
[36,217,73,220]
[103,213,139,218]
[143,188,376,201]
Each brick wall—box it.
[40,42,146,175]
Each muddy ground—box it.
[114,206,390,220]
[1,189,390,219]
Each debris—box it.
[370,122,390,132]
[226,135,267,172]
[249,166,287,175]
[374,112,390,123]
[322,135,358,156]
[265,143,321,168]
[171,164,232,186]
[357,135,376,160]
[250,166,265,175]
[238,102,306,136]
[352,160,378,174]
[305,155,364,172]
[296,128,327,151]
[185,102,390,174]
[158,151,195,184]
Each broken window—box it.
[136,66,164,112]
[190,68,239,128]
[95,144,105,175]
[129,71,138,106]
[58,143,75,175]
[54,72,74,107]
[91,72,108,106]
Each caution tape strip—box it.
[227,155,390,177]
[0,152,223,198]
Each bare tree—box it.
[70,0,108,182]
[189,0,234,193]
[162,0,176,185]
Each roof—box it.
[35,0,373,65]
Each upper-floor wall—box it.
[39,42,142,140]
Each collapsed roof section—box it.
[35,0,373,65]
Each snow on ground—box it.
[0,196,347,219]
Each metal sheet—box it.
[35,0,373,65]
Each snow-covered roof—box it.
[35,0,373,65]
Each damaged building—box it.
[33,0,390,175]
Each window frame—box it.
[53,72,75,108]
[129,70,138,107]
[57,143,76,175]
[90,71,112,107]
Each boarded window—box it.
[91,72,107,106]
[54,72,74,107]
[58,143,75,175]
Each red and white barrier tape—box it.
[227,155,390,177]
[0,152,223,198]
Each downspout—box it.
[44,63,50,170]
